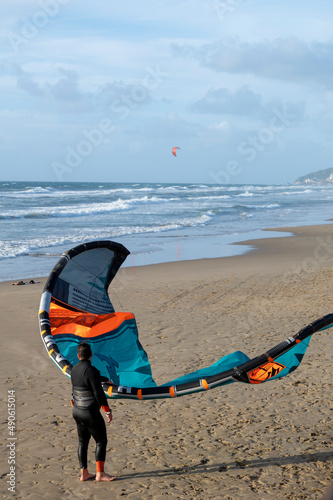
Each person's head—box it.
[77,342,92,360]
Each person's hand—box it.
[106,412,112,423]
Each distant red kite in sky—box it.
[172,147,180,157]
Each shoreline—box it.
[1,221,333,499]
[2,221,333,286]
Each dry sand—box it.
[1,224,333,499]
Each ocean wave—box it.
[231,203,280,212]
[1,186,56,197]
[1,183,322,205]
[0,196,177,219]
[239,212,252,219]
[279,189,314,196]
[23,186,55,193]
[0,187,114,199]
[250,203,280,209]
[0,212,212,259]
[187,195,231,201]
[0,185,158,199]
[237,191,254,197]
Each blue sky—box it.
[1,0,333,184]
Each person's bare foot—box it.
[80,469,95,481]
[95,472,116,482]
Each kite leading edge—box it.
[38,241,333,400]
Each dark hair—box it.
[77,342,92,360]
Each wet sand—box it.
[1,224,333,499]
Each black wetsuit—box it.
[71,359,110,469]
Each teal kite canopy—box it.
[38,241,333,400]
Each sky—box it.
[1,0,333,185]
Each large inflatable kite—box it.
[39,241,333,400]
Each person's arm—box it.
[86,366,112,415]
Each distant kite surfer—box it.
[71,342,116,482]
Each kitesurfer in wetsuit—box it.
[71,341,116,482]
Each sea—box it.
[1,181,333,282]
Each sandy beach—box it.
[1,224,333,499]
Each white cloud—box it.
[191,86,262,116]
[172,37,333,88]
